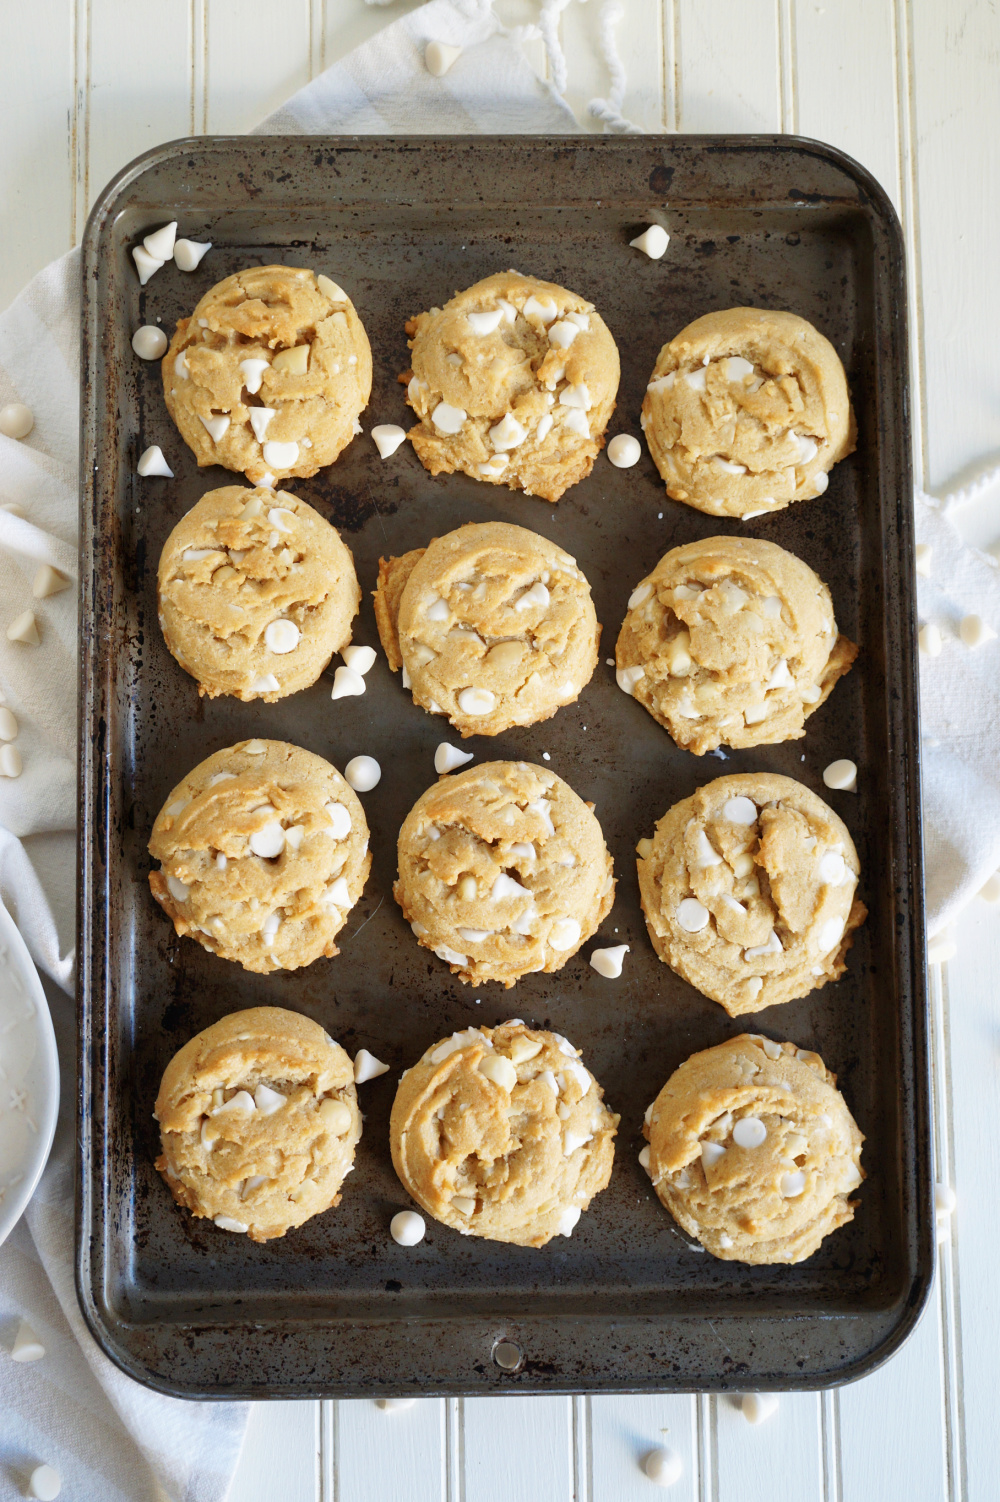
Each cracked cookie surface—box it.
[154,1006,361,1243]
[637,772,866,1014]
[641,307,855,518]
[162,265,372,484]
[615,535,856,754]
[394,760,614,987]
[374,521,600,736]
[643,1033,864,1264]
[403,270,619,502]
[390,1021,618,1246]
[149,739,371,973]
[158,484,360,701]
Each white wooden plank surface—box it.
[4,0,1000,1498]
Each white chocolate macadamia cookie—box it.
[162,265,372,484]
[390,1021,618,1246]
[643,1033,864,1263]
[615,535,856,754]
[158,485,360,701]
[395,761,615,987]
[641,308,855,518]
[637,773,866,1015]
[403,270,620,503]
[374,522,600,736]
[154,1007,361,1242]
[149,739,371,974]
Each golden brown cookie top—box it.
[155,1006,361,1243]
[148,739,371,974]
[157,485,360,701]
[641,307,854,518]
[394,760,615,987]
[637,773,866,1015]
[375,521,599,736]
[643,1033,864,1263]
[615,535,856,753]
[162,265,372,484]
[390,1021,618,1246]
[404,270,620,503]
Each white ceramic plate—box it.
[0,899,59,1247]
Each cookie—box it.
[390,1021,618,1246]
[149,739,371,974]
[374,522,600,736]
[154,1006,361,1243]
[615,535,856,754]
[640,307,855,519]
[642,1033,864,1263]
[637,773,866,1014]
[157,484,361,701]
[395,760,615,987]
[162,265,372,485]
[403,270,620,503]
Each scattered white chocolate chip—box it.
[467,308,504,335]
[345,754,381,791]
[741,1393,778,1425]
[0,402,34,439]
[935,1182,956,1218]
[6,610,40,646]
[131,325,168,360]
[677,898,709,933]
[265,619,300,655]
[173,237,212,271]
[372,424,407,458]
[213,1216,249,1233]
[32,564,71,600]
[642,1447,682,1486]
[199,413,231,443]
[733,1117,766,1149]
[458,686,496,716]
[918,622,942,656]
[376,1397,417,1412]
[11,1319,45,1362]
[143,222,177,260]
[0,707,17,741]
[822,758,857,792]
[435,742,474,774]
[607,433,641,468]
[915,542,932,577]
[927,932,957,964]
[0,502,26,517]
[132,244,164,284]
[262,439,299,468]
[590,944,629,978]
[425,39,462,75]
[27,1464,61,1500]
[137,444,173,477]
[960,613,996,648]
[355,1049,389,1083]
[722,796,757,824]
[431,401,466,435]
[479,1054,517,1091]
[979,871,1000,902]
[342,644,376,676]
[331,665,366,699]
[390,1210,426,1246]
[629,224,670,259]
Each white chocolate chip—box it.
[616,664,645,695]
[451,1195,476,1216]
[563,1128,592,1156]
[677,898,710,933]
[323,802,352,840]
[253,1083,285,1114]
[32,564,71,600]
[489,412,527,451]
[743,702,768,725]
[700,1140,725,1169]
[732,851,755,878]
[522,294,558,325]
[249,822,285,859]
[267,507,295,534]
[629,224,669,259]
[425,39,462,75]
[780,1170,806,1198]
[345,754,381,791]
[198,413,230,444]
[722,795,757,824]
[684,367,707,392]
[248,406,276,443]
[935,1182,957,1217]
[915,543,931,578]
[818,916,845,953]
[646,373,675,394]
[132,245,164,284]
[265,619,300,655]
[284,825,305,850]
[979,871,1000,902]
[431,401,466,434]
[733,1117,766,1148]
[589,943,629,979]
[491,873,531,902]
[237,358,269,396]
[559,382,591,410]
[331,665,366,699]
[27,1464,62,1500]
[390,1210,426,1246]
[960,613,996,648]
[741,1393,778,1425]
[262,439,300,469]
[561,407,590,438]
[11,1319,46,1363]
[137,444,173,477]
[927,932,957,964]
[549,917,581,951]
[6,610,40,646]
[556,1205,581,1237]
[818,850,847,885]
[628,581,652,610]
[744,930,783,960]
[918,621,942,656]
[766,657,794,691]
[131,325,168,360]
[372,424,407,458]
[457,686,496,716]
[457,926,493,944]
[0,403,33,442]
[355,1049,389,1083]
[316,273,347,301]
[822,758,857,792]
[607,433,641,467]
[547,319,579,349]
[479,1054,517,1090]
[434,742,474,774]
[272,345,309,375]
[713,455,747,476]
[692,830,722,867]
[725,355,755,382]
[339,645,374,677]
[467,308,503,335]
[173,237,211,271]
[214,1215,249,1233]
[0,707,17,741]
[642,1447,683,1486]
[142,221,176,260]
[514,580,550,612]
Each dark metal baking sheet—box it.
[77,134,930,1398]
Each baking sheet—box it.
[78,134,930,1397]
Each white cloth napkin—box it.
[0,5,576,1500]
